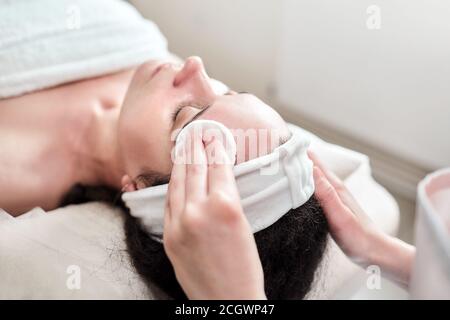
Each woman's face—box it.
[118,57,289,188]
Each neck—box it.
[71,105,125,190]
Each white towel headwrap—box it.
[122,120,315,241]
[0,0,169,98]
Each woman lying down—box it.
[0,0,328,299]
[1,56,328,299]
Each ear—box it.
[121,175,137,192]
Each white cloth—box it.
[0,203,154,299]
[122,120,315,239]
[410,168,450,299]
[0,0,169,98]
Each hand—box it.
[309,151,415,287]
[163,132,266,300]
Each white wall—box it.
[131,0,450,170]
[276,0,450,170]
[131,0,282,102]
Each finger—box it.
[168,144,187,219]
[313,166,356,227]
[185,131,208,202]
[309,151,367,219]
[205,137,238,196]
[308,150,347,193]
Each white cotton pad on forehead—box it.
[175,120,237,164]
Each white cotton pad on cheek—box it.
[175,120,237,164]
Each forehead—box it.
[198,94,290,162]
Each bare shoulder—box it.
[0,68,135,215]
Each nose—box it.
[173,56,215,96]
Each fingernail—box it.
[202,134,215,146]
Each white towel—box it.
[0,0,169,98]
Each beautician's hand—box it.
[163,133,266,300]
[309,151,415,288]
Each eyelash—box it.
[171,91,248,123]
[171,102,205,123]
[171,105,183,122]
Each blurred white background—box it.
[131,0,281,102]
[131,0,450,246]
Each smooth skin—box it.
[0,56,288,215]
[309,151,416,288]
[160,136,416,299]
[1,50,414,297]
[163,131,266,299]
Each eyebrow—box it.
[180,104,213,131]
[178,91,248,131]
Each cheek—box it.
[118,117,172,176]
[123,139,173,180]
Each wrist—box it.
[367,233,415,288]
[364,230,389,267]
[349,228,387,268]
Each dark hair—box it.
[62,184,328,299]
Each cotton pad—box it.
[122,125,314,242]
[174,120,237,165]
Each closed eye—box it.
[171,105,183,123]
[170,105,212,144]
[171,91,250,126]
[180,105,212,130]
[224,90,249,95]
